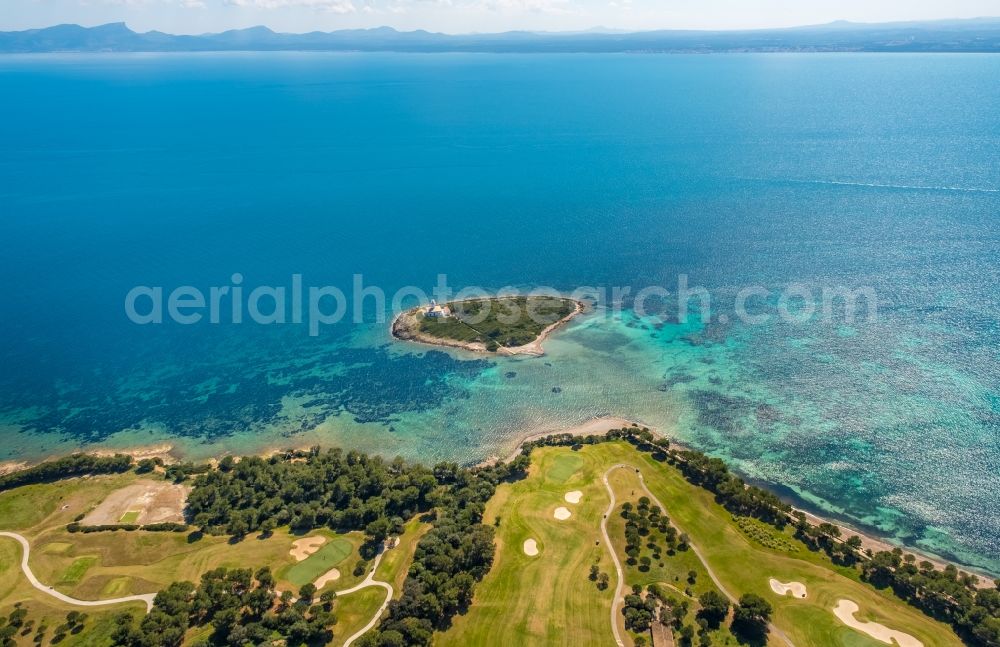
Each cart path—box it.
[0,531,155,612]
[601,466,796,647]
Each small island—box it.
[391,295,583,355]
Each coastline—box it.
[1,417,995,584]
[0,443,178,477]
[390,297,584,357]
[490,416,999,585]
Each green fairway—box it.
[284,537,356,587]
[59,556,98,585]
[604,466,738,646]
[332,586,387,646]
[437,442,963,647]
[328,517,428,645]
[437,446,615,647]
[589,442,962,647]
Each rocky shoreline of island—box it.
[390,296,584,356]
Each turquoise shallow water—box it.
[0,52,998,573]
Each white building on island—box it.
[424,300,452,318]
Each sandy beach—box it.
[91,443,177,464]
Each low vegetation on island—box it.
[391,296,581,354]
[0,430,998,647]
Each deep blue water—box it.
[0,53,998,573]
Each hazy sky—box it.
[4,0,999,34]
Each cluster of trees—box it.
[0,606,29,647]
[641,585,703,646]
[163,462,212,484]
[178,447,522,646]
[0,454,132,492]
[623,584,658,632]
[356,460,525,646]
[112,566,334,647]
[588,564,611,590]
[730,593,773,644]
[67,522,141,533]
[525,427,1000,647]
[67,521,188,533]
[697,590,730,628]
[419,296,577,350]
[647,584,769,647]
[0,605,87,646]
[860,549,1000,645]
[672,450,791,527]
[674,445,1000,645]
[620,498,687,572]
[185,448,439,543]
[135,457,164,474]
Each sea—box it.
[0,52,997,574]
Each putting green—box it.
[546,453,584,483]
[284,537,354,587]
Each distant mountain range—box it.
[3,18,1000,54]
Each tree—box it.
[697,590,729,628]
[299,583,317,602]
[589,565,600,581]
[732,593,772,642]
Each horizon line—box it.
[5,15,1000,38]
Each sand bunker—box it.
[769,578,807,599]
[523,539,539,556]
[314,568,341,589]
[554,507,572,520]
[290,536,326,562]
[833,600,924,647]
[564,491,583,504]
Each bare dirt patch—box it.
[290,536,326,562]
[82,480,189,525]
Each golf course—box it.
[437,441,964,647]
[0,469,426,646]
[0,439,986,646]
